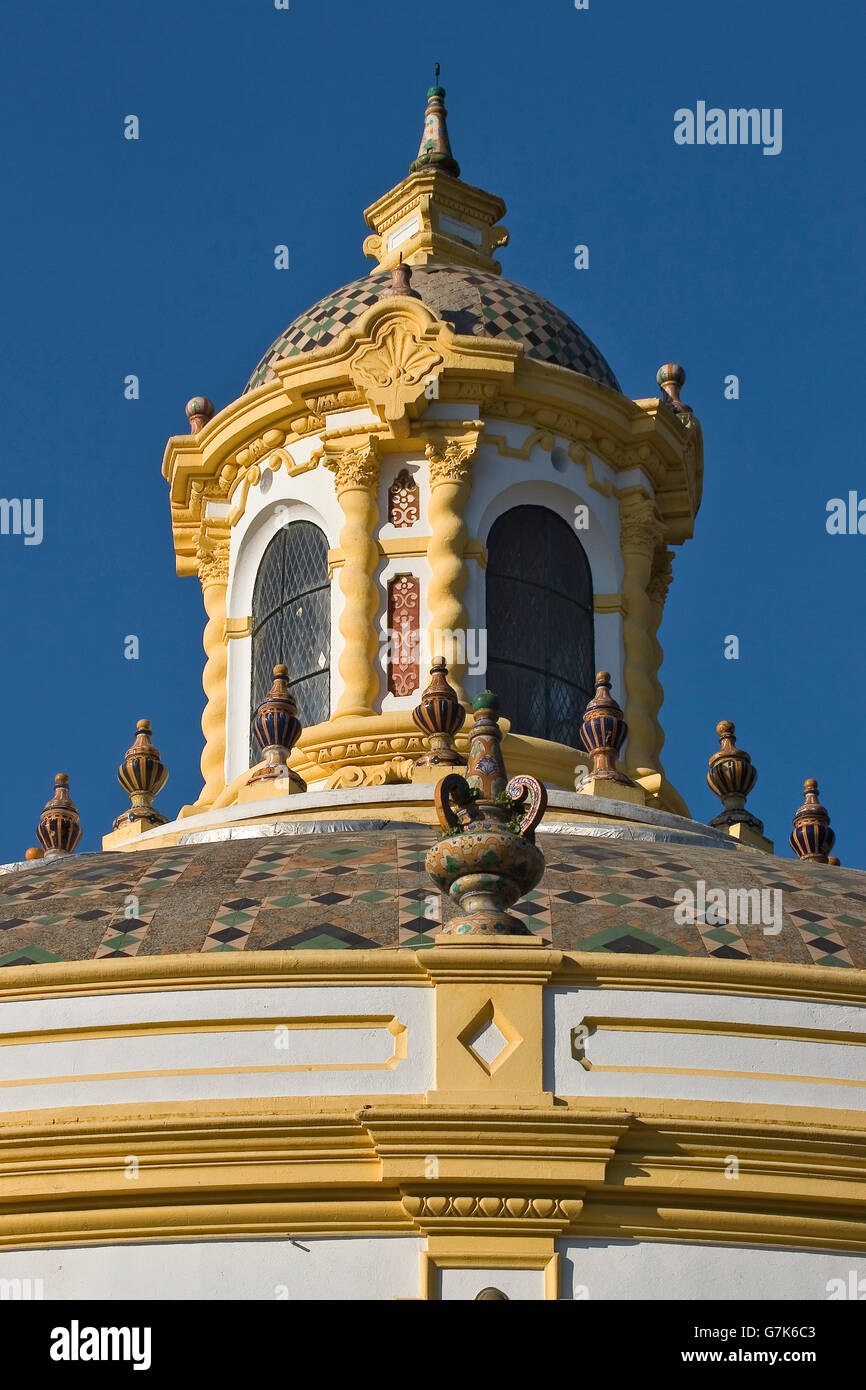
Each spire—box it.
[363,71,508,274]
[410,65,460,179]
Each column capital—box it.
[196,531,230,589]
[425,426,483,487]
[323,441,380,494]
[618,492,664,558]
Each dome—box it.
[2,825,861,967]
[244,265,621,394]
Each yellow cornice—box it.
[2,1097,865,1253]
[2,948,864,1006]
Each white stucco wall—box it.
[548,985,866,1110]
[0,1238,858,1301]
[559,1240,866,1301]
[0,984,434,1114]
[0,1238,424,1301]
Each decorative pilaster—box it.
[425,432,480,703]
[196,530,230,805]
[325,444,381,718]
[618,493,664,777]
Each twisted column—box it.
[326,445,381,718]
[425,437,477,703]
[647,547,674,768]
[196,533,230,805]
[618,495,665,776]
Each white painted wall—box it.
[0,1238,424,1301]
[559,1239,866,1301]
[0,985,434,1114]
[0,1238,855,1301]
[548,986,866,1111]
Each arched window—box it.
[250,522,330,758]
[485,505,594,745]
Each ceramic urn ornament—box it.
[426,692,548,936]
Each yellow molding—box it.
[1,949,864,1006]
[418,1248,559,1300]
[592,1064,866,1089]
[326,536,488,578]
[593,592,625,615]
[552,951,866,1006]
[0,950,430,1002]
[580,1016,866,1048]
[2,1097,866,1253]
[0,1013,407,1052]
[223,615,251,640]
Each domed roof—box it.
[244,265,621,394]
[0,826,862,968]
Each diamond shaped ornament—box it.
[458,1001,522,1075]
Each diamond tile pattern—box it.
[0,830,864,968]
[244,266,621,393]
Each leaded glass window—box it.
[485,505,594,745]
[250,522,330,760]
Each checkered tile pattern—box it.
[244,266,621,393]
[0,830,864,968]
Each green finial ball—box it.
[473,691,499,713]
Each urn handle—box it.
[434,773,474,832]
[506,775,548,842]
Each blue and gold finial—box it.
[248,664,307,790]
[578,673,635,787]
[412,658,465,766]
[37,773,82,858]
[113,719,169,830]
[790,779,836,863]
[706,720,765,835]
[410,67,461,179]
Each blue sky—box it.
[1,0,863,862]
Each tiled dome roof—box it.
[0,827,862,968]
[244,266,620,394]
